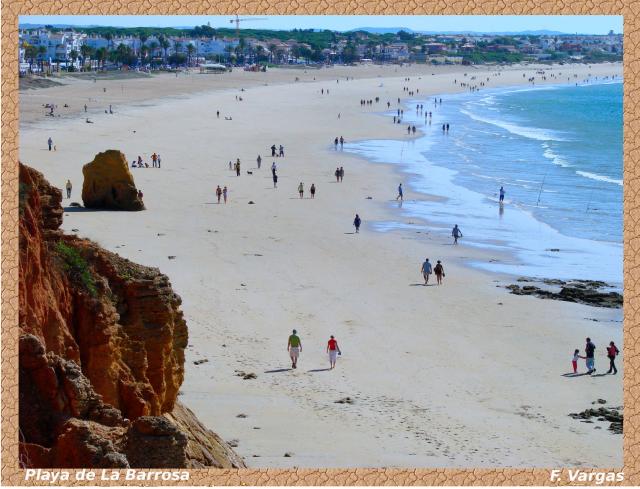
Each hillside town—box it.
[19,25,623,74]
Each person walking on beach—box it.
[257,155,262,169]
[216,185,222,204]
[335,167,340,182]
[287,329,302,369]
[396,183,403,201]
[271,144,277,157]
[157,154,161,168]
[607,341,620,374]
[499,186,505,203]
[279,145,285,157]
[434,260,445,285]
[217,110,220,118]
[327,335,342,369]
[340,136,344,148]
[223,186,228,203]
[452,225,463,245]
[421,258,433,285]
[151,153,158,168]
[407,126,411,135]
[65,179,72,199]
[273,173,278,188]
[334,137,339,150]
[354,214,361,233]
[585,337,596,374]
[48,137,53,151]
[235,159,241,177]
[298,182,304,199]
[339,167,344,182]
[310,183,316,199]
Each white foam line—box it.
[576,170,623,186]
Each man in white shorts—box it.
[287,329,302,369]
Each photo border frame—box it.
[1,6,636,486]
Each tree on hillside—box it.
[158,35,170,63]
[186,43,195,66]
[23,43,37,73]
[94,47,108,69]
[80,44,93,70]
[148,40,159,59]
[268,43,278,63]
[104,32,113,50]
[37,45,47,72]
[69,49,79,71]
[342,43,359,63]
[139,44,149,65]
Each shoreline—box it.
[18,61,623,468]
[344,77,623,287]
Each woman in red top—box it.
[327,335,342,370]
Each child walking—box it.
[572,349,582,374]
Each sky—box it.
[19,15,623,34]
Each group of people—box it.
[360,99,378,106]
[132,153,161,168]
[287,330,342,370]
[420,258,446,285]
[572,338,620,375]
[334,167,345,182]
[215,185,229,204]
[298,182,316,199]
[230,158,241,176]
[333,136,345,149]
[271,144,285,157]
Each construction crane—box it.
[229,15,267,38]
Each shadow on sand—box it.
[264,368,292,374]
[307,368,331,373]
[63,206,116,213]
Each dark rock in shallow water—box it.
[505,280,622,308]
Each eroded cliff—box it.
[18,163,244,469]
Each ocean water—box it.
[346,81,623,285]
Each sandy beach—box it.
[19,61,623,468]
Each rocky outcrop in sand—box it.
[81,150,144,210]
[569,400,623,434]
[19,163,243,468]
